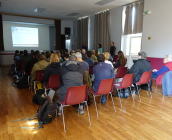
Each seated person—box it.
[93,54,115,104]
[14,50,21,66]
[45,51,51,62]
[113,51,126,68]
[29,50,34,58]
[56,56,85,115]
[43,53,62,85]
[103,52,113,68]
[130,51,152,91]
[75,52,89,71]
[152,55,172,79]
[91,50,98,62]
[70,49,75,55]
[62,54,69,66]
[85,51,94,66]
[25,52,39,75]
[21,50,32,64]
[95,50,99,58]
[31,54,49,81]
[56,51,63,63]
[81,49,87,60]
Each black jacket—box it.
[113,59,121,68]
[130,59,152,83]
[56,64,84,101]
[43,62,62,85]
[25,58,38,75]
[110,46,116,56]
[82,53,87,60]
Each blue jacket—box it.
[93,62,115,92]
[153,66,169,79]
[162,71,172,97]
[85,58,94,66]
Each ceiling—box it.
[0,0,137,21]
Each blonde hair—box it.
[92,50,95,55]
[50,53,60,64]
[56,52,61,58]
[103,52,110,60]
[38,54,46,60]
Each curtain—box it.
[124,6,133,35]
[133,3,144,34]
[55,20,61,50]
[77,17,88,49]
[0,14,4,51]
[94,10,110,52]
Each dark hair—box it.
[33,52,39,59]
[41,52,45,55]
[64,49,68,53]
[87,51,92,58]
[98,44,102,48]
[50,51,54,54]
[95,50,99,57]
[15,50,19,54]
[97,54,105,62]
[60,50,63,54]
[20,51,23,55]
[24,50,28,56]
[45,51,51,59]
[64,53,69,58]
[117,51,126,66]
[36,50,40,54]
[31,50,34,54]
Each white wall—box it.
[142,0,172,58]
[110,6,123,55]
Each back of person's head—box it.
[103,52,110,60]
[38,54,46,61]
[56,51,61,58]
[45,51,51,59]
[64,49,68,53]
[95,50,99,57]
[97,54,105,62]
[33,52,39,59]
[165,55,172,62]
[24,50,28,56]
[20,51,24,55]
[92,50,95,55]
[50,51,54,54]
[98,44,102,48]
[76,49,81,53]
[75,52,82,58]
[138,51,147,59]
[15,50,19,54]
[118,51,126,66]
[60,50,63,54]
[31,50,34,54]
[36,50,40,54]
[66,55,77,66]
[50,53,59,64]
[87,51,92,58]
[64,53,69,59]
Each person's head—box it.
[92,50,95,55]
[97,54,105,62]
[64,54,69,60]
[83,42,86,46]
[36,50,40,54]
[87,51,92,58]
[60,50,63,54]
[64,49,68,54]
[31,50,34,54]
[20,51,24,55]
[71,50,75,53]
[38,54,46,61]
[50,53,60,64]
[41,52,45,56]
[24,50,28,56]
[15,50,19,54]
[110,41,114,46]
[75,52,82,61]
[98,44,102,48]
[45,51,51,59]
[76,49,81,53]
[56,51,61,58]
[66,55,77,66]
[164,55,172,63]
[103,52,110,61]
[32,52,39,59]
[95,50,99,57]
[82,49,86,54]
[138,51,147,59]
[118,51,126,66]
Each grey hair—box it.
[75,52,82,58]
[165,55,172,62]
[138,51,147,59]
[66,55,78,65]
[66,61,77,66]
[76,49,81,53]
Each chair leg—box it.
[110,92,116,112]
[148,84,152,98]
[130,87,135,103]
[155,84,158,92]
[118,90,122,109]
[61,105,66,132]
[45,89,47,96]
[93,96,98,117]
[34,82,36,94]
[85,101,91,125]
[136,85,141,102]
[107,93,109,101]
[78,103,80,115]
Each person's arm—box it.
[153,66,169,76]
[113,59,121,68]
[111,66,115,78]
[43,67,50,83]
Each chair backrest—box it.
[89,66,93,75]
[47,74,61,88]
[120,74,134,89]
[64,85,87,105]
[96,78,114,95]
[16,60,21,68]
[35,70,44,82]
[138,71,152,85]
[115,67,127,78]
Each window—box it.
[130,37,141,55]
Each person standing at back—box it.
[82,42,88,52]
[110,42,116,60]
[98,44,102,54]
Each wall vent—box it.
[95,0,115,6]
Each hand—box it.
[153,69,158,72]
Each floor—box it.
[0,66,172,140]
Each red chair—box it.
[113,74,134,108]
[44,74,61,95]
[87,78,116,117]
[135,71,152,101]
[115,67,127,79]
[33,70,44,93]
[89,66,93,75]
[58,85,91,132]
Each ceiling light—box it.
[95,0,115,6]
[34,8,46,13]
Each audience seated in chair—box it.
[103,52,113,68]
[56,55,85,115]
[14,50,21,66]
[56,51,63,63]
[21,50,32,64]
[91,50,98,62]
[113,51,126,69]
[29,50,34,58]
[81,49,87,60]
[85,51,94,66]
[45,51,51,62]
[130,51,152,92]
[93,54,115,104]
[43,53,62,86]
[31,54,49,81]
[95,50,99,58]
[25,52,39,75]
[75,52,89,71]
[62,54,69,66]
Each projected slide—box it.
[11,26,39,47]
